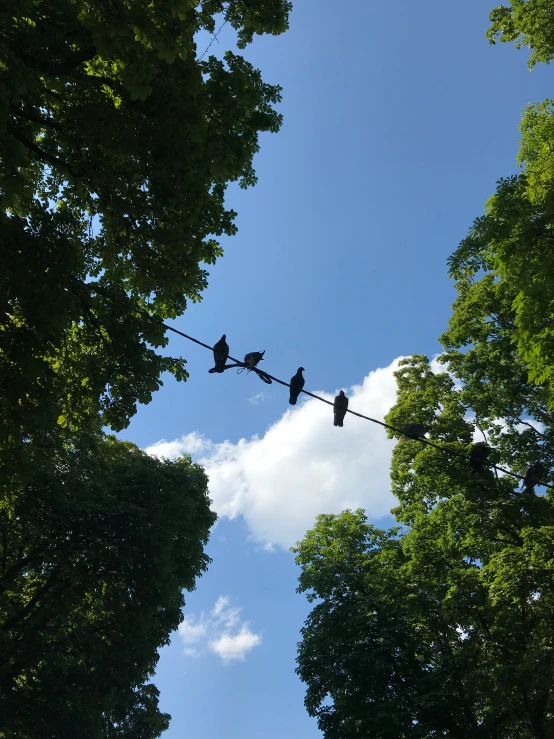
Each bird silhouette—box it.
[333,390,348,427]
[469,442,490,473]
[401,422,429,440]
[289,367,305,405]
[243,351,265,369]
[210,334,229,373]
[523,462,545,492]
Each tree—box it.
[487,0,554,68]
[0,433,217,738]
[294,286,554,736]
[294,495,554,737]
[0,0,291,480]
[445,98,554,408]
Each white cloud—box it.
[249,391,272,405]
[211,595,241,629]
[178,619,207,644]
[209,626,262,663]
[146,359,405,549]
[177,595,261,663]
[212,595,230,617]
[148,354,546,549]
[149,432,210,459]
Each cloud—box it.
[212,595,241,629]
[209,626,262,662]
[249,391,272,405]
[149,432,209,459]
[146,358,406,549]
[178,620,207,644]
[177,596,261,663]
[147,355,547,549]
[213,595,230,616]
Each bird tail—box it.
[289,398,296,405]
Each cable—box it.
[160,321,554,491]
[198,17,229,62]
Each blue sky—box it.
[120,2,554,737]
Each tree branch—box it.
[10,104,70,138]
[16,46,97,77]
[513,418,548,440]
[2,569,59,631]
[6,122,75,176]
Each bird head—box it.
[339,390,345,396]
[222,334,226,339]
[299,367,305,373]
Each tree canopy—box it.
[294,494,554,738]
[1,3,290,735]
[1,0,291,481]
[481,3,554,403]
[446,99,554,408]
[487,0,554,68]
[0,433,216,738]
[295,357,554,737]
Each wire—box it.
[198,17,229,62]
[160,321,554,491]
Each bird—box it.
[210,334,229,373]
[289,367,305,405]
[469,442,490,473]
[401,422,429,440]
[333,390,348,427]
[243,351,265,370]
[523,462,545,492]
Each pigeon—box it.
[244,351,265,370]
[523,462,545,492]
[289,367,305,405]
[401,422,429,440]
[469,442,490,473]
[333,390,349,427]
[210,334,229,373]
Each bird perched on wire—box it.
[469,442,490,473]
[401,422,429,440]
[209,334,229,373]
[243,351,265,370]
[522,462,545,492]
[289,367,305,405]
[333,390,348,427]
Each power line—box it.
[160,321,553,491]
[198,17,229,62]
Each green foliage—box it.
[295,290,554,735]
[198,0,293,48]
[445,99,554,407]
[487,0,554,67]
[294,495,554,738]
[0,2,287,733]
[0,0,289,473]
[0,433,216,738]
